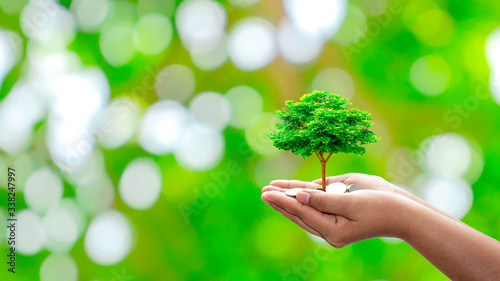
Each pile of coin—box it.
[285,182,360,197]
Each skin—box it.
[261,173,500,281]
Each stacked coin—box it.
[285,188,303,197]
[325,182,347,193]
[285,183,360,197]
[322,183,360,193]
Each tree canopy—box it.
[269,90,379,159]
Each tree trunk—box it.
[321,161,326,191]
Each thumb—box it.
[296,190,354,217]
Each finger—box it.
[266,200,323,237]
[262,191,333,234]
[269,180,321,190]
[262,185,285,193]
[312,174,358,187]
[296,190,356,218]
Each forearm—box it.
[401,202,500,281]
[393,185,462,223]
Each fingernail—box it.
[296,192,310,204]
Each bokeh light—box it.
[485,28,500,69]
[137,0,175,17]
[284,0,347,39]
[254,153,303,187]
[175,0,226,48]
[189,35,228,71]
[277,19,323,64]
[485,28,500,105]
[409,9,454,47]
[70,0,109,32]
[0,80,43,153]
[357,0,388,17]
[229,0,260,8]
[16,209,43,255]
[76,173,115,216]
[24,167,63,213]
[410,55,451,96]
[225,85,263,129]
[138,100,193,155]
[84,210,132,265]
[155,64,196,102]
[189,91,231,131]
[133,13,173,55]
[99,23,135,66]
[65,149,106,186]
[48,68,109,123]
[40,254,78,281]
[174,123,224,171]
[41,199,83,253]
[100,1,136,30]
[27,48,81,82]
[46,68,110,171]
[420,176,473,220]
[331,5,367,46]
[0,30,22,85]
[488,70,500,106]
[310,67,355,99]
[245,112,279,155]
[0,0,27,14]
[100,97,143,149]
[228,18,276,71]
[422,133,472,179]
[20,1,76,47]
[119,158,162,210]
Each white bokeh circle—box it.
[40,254,78,281]
[119,158,162,210]
[277,19,323,64]
[84,210,132,265]
[189,91,231,131]
[228,18,277,71]
[138,100,194,155]
[24,167,63,213]
[421,176,473,220]
[174,123,224,171]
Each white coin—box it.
[326,182,347,194]
[285,188,304,197]
[348,184,360,193]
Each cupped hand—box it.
[262,173,398,194]
[263,173,461,228]
[261,188,414,248]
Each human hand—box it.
[263,173,402,194]
[261,188,416,248]
[262,173,399,195]
[264,173,459,222]
[317,173,461,222]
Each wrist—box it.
[390,197,427,241]
[387,182,411,197]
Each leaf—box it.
[268,90,379,158]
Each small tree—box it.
[269,90,379,191]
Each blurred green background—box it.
[1,0,500,280]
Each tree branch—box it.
[319,151,325,162]
[325,152,333,162]
[314,151,322,161]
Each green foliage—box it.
[269,91,379,158]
